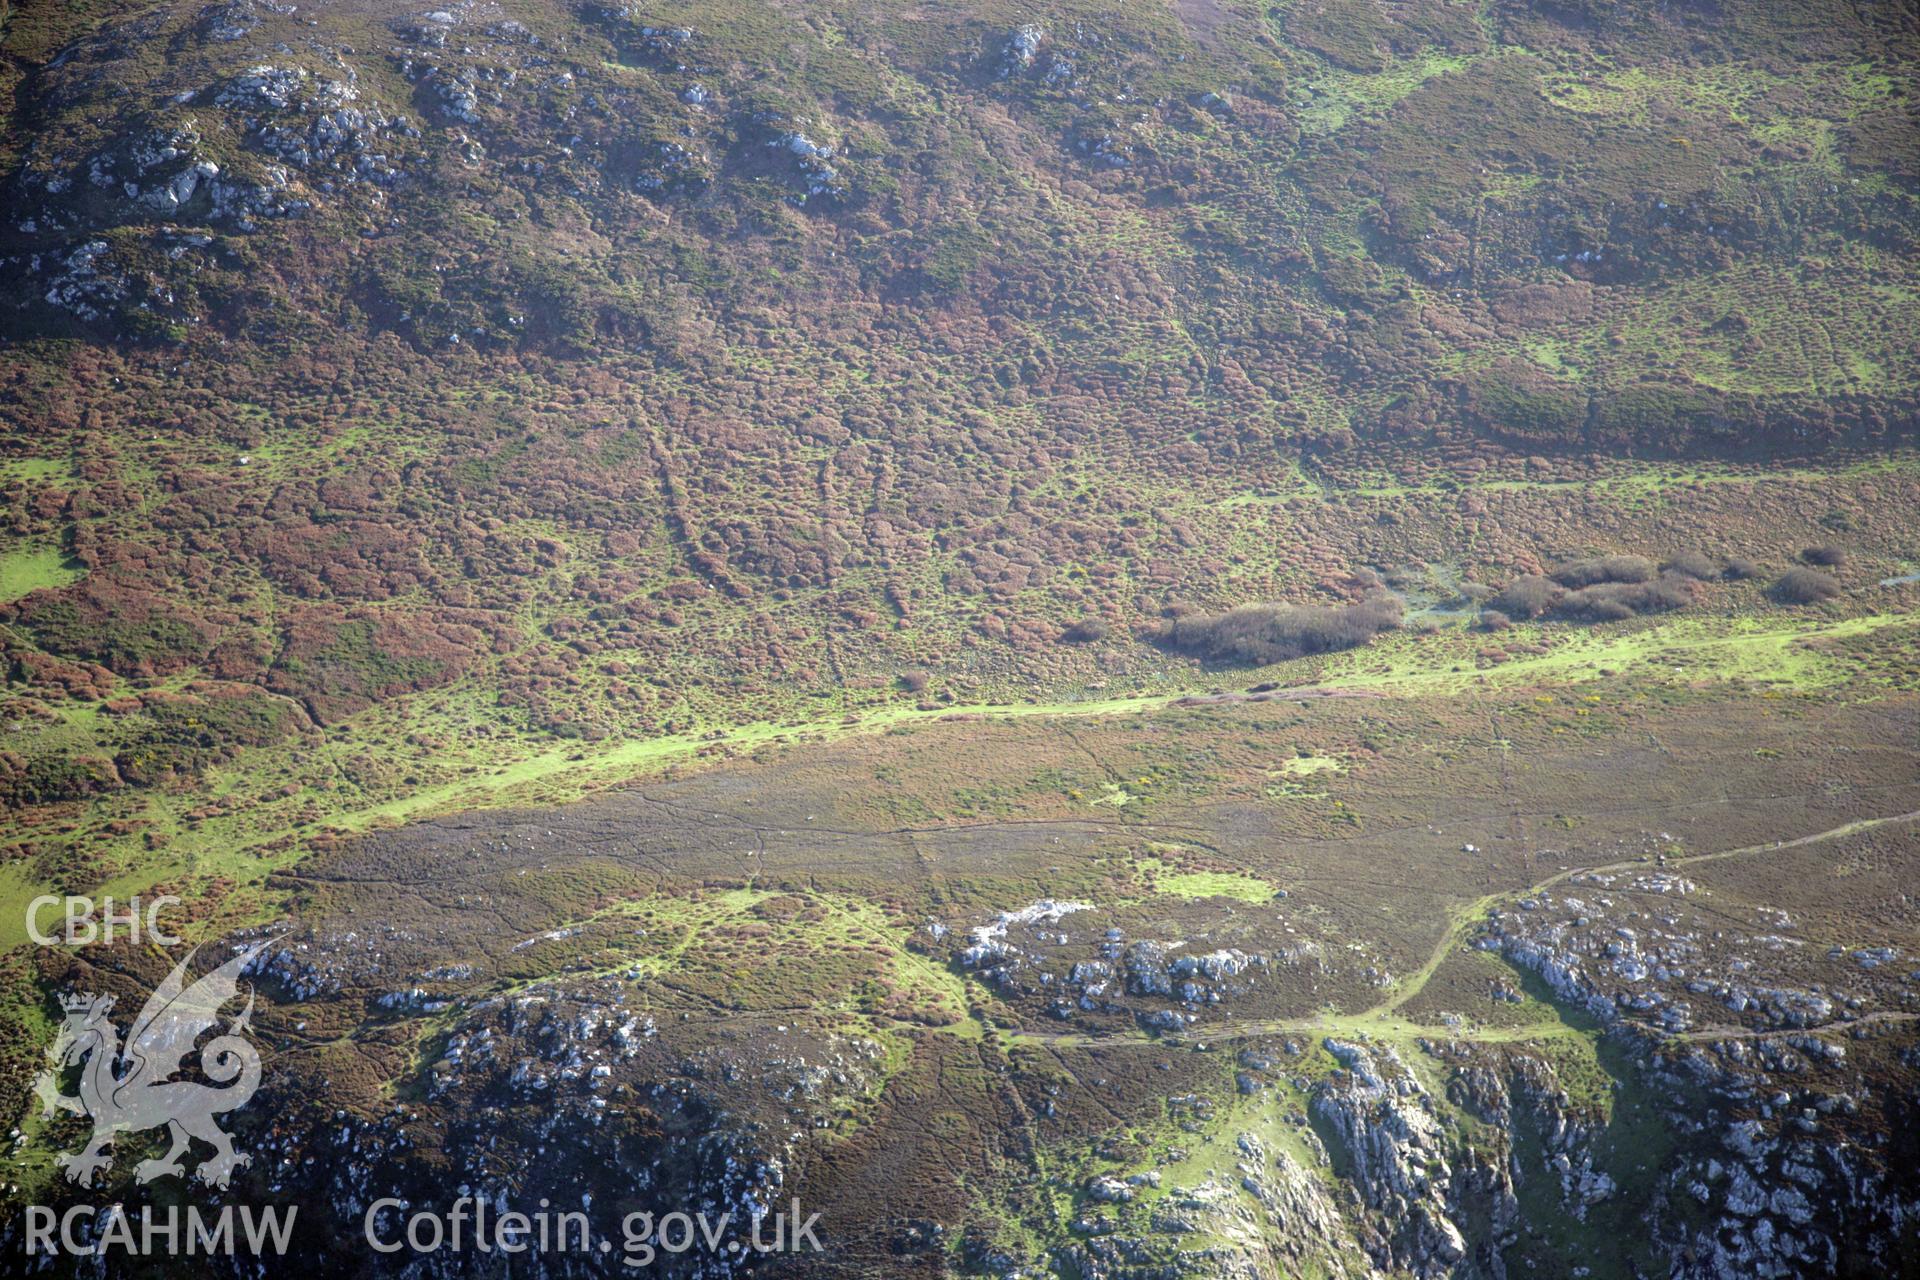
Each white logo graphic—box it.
[33,942,269,1189]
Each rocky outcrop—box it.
[217,64,412,187]
[1310,1039,1472,1276]
[1236,1141,1368,1278]
[12,117,308,240]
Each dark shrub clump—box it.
[1488,574,1561,620]
[1494,556,1703,625]
[1662,551,1718,579]
[1772,568,1842,604]
[1801,545,1847,567]
[1061,617,1109,644]
[1156,592,1403,666]
[1479,609,1512,632]
[1553,555,1656,588]
[1723,558,1762,580]
[2,753,122,809]
[1557,574,1695,622]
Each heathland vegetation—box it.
[0,1,1917,1276]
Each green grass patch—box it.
[1135,851,1277,902]
[1311,611,1919,695]
[0,546,84,602]
[0,458,75,486]
[1274,754,1342,777]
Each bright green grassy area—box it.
[0,458,75,485]
[1296,49,1478,135]
[0,546,84,601]
[1310,611,1918,695]
[0,863,54,951]
[1542,59,1894,127]
[1147,865,1276,902]
[1274,754,1341,777]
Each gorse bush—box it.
[1662,551,1718,579]
[1488,575,1561,620]
[1487,551,1713,626]
[1478,541,1856,628]
[1772,567,1842,604]
[1155,592,1404,666]
[1553,555,1656,588]
[1061,617,1110,644]
[1557,574,1695,622]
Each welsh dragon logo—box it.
[32,941,269,1189]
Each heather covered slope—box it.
[1,0,1916,886]
[4,0,1917,441]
